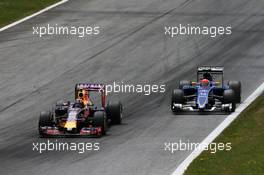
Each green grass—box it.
[185,94,264,175]
[0,0,60,27]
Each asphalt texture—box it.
[0,0,264,174]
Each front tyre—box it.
[228,80,241,103]
[171,89,184,112]
[106,101,123,125]
[93,111,107,135]
[39,111,54,136]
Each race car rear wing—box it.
[75,83,105,91]
[75,83,106,107]
[197,66,224,72]
[197,66,224,87]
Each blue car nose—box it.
[198,96,207,108]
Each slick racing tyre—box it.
[93,111,107,135]
[179,80,191,89]
[39,111,54,136]
[106,101,123,125]
[228,80,241,103]
[75,84,78,99]
[171,89,184,112]
[223,89,236,112]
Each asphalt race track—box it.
[0,0,264,174]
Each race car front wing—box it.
[172,102,233,112]
[40,126,102,137]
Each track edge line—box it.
[0,0,69,32]
[171,81,264,175]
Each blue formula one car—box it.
[171,66,241,113]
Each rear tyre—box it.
[93,111,107,135]
[228,80,241,103]
[39,111,54,136]
[106,101,123,125]
[75,84,78,99]
[171,89,184,112]
[179,80,191,89]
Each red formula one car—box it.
[39,83,122,137]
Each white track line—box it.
[172,82,264,175]
[0,0,68,32]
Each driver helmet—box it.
[201,79,210,87]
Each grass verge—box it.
[0,0,61,27]
[185,94,264,175]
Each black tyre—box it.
[179,80,191,89]
[171,89,184,103]
[39,111,54,135]
[93,111,107,135]
[223,89,236,112]
[75,84,80,99]
[228,80,241,103]
[223,89,235,103]
[106,101,122,125]
[171,89,184,112]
